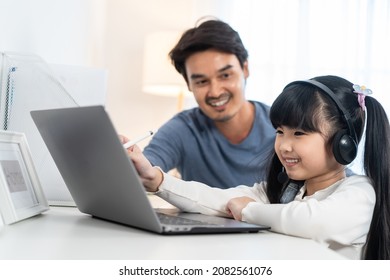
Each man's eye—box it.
[195,80,207,86]
[221,73,230,79]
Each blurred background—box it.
[1,0,388,143]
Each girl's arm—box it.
[157,172,270,217]
[127,142,270,217]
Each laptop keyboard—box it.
[157,213,214,226]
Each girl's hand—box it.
[119,134,163,192]
[226,196,255,221]
[118,134,130,146]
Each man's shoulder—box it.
[174,107,208,124]
[250,100,271,112]
[176,107,204,118]
[249,101,273,127]
[160,107,208,132]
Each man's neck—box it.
[214,101,255,144]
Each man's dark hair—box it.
[169,19,248,84]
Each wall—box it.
[104,0,195,142]
[0,0,106,66]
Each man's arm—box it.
[143,117,185,172]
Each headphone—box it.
[284,79,358,165]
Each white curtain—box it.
[219,0,390,113]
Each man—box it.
[142,19,275,188]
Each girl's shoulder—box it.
[312,175,375,202]
[339,175,375,197]
[342,174,372,186]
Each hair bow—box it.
[353,84,372,111]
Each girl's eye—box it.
[276,129,283,135]
[294,131,306,136]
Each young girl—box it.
[127,75,390,260]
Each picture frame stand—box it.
[0,131,49,224]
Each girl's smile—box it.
[283,157,300,167]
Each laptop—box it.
[30,105,269,234]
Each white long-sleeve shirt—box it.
[156,174,375,259]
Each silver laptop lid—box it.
[31,106,163,232]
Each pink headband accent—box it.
[353,84,372,111]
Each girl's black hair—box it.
[265,75,390,259]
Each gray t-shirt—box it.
[143,101,275,189]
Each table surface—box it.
[0,198,346,260]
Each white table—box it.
[0,206,345,260]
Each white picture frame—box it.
[0,131,49,224]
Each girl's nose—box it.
[277,139,293,153]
